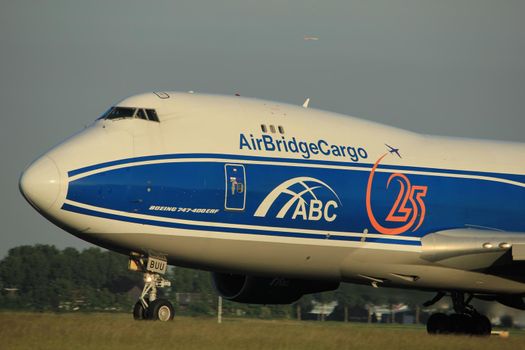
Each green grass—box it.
[0,312,524,350]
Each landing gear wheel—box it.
[425,292,493,336]
[133,301,147,320]
[449,313,471,334]
[427,313,449,334]
[128,254,173,321]
[147,299,175,321]
[471,314,492,336]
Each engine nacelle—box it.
[211,272,339,304]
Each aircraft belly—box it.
[75,227,525,294]
[82,230,352,280]
[340,258,525,294]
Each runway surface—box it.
[0,312,523,350]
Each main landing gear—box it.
[129,253,175,321]
[425,292,491,336]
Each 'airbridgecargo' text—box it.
[239,133,368,162]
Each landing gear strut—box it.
[426,292,491,336]
[129,253,174,321]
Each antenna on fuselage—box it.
[302,98,310,108]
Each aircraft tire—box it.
[147,299,175,321]
[426,313,449,334]
[471,314,491,336]
[449,313,472,334]
[133,301,147,320]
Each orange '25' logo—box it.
[365,153,428,235]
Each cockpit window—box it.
[100,107,160,122]
[104,107,136,120]
[146,109,159,122]
[136,109,147,120]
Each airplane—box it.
[384,143,401,158]
[19,91,525,335]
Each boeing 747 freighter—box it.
[19,91,525,335]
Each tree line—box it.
[0,245,433,321]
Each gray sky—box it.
[1,0,524,257]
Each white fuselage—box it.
[20,92,525,295]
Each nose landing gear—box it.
[129,253,174,321]
[425,292,491,336]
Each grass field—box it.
[0,312,524,350]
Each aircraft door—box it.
[224,164,246,211]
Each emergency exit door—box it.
[224,164,246,211]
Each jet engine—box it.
[211,272,339,304]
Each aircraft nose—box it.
[19,155,61,212]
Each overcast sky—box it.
[0,0,524,257]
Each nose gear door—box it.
[224,164,246,211]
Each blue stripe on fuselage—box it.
[67,152,525,184]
